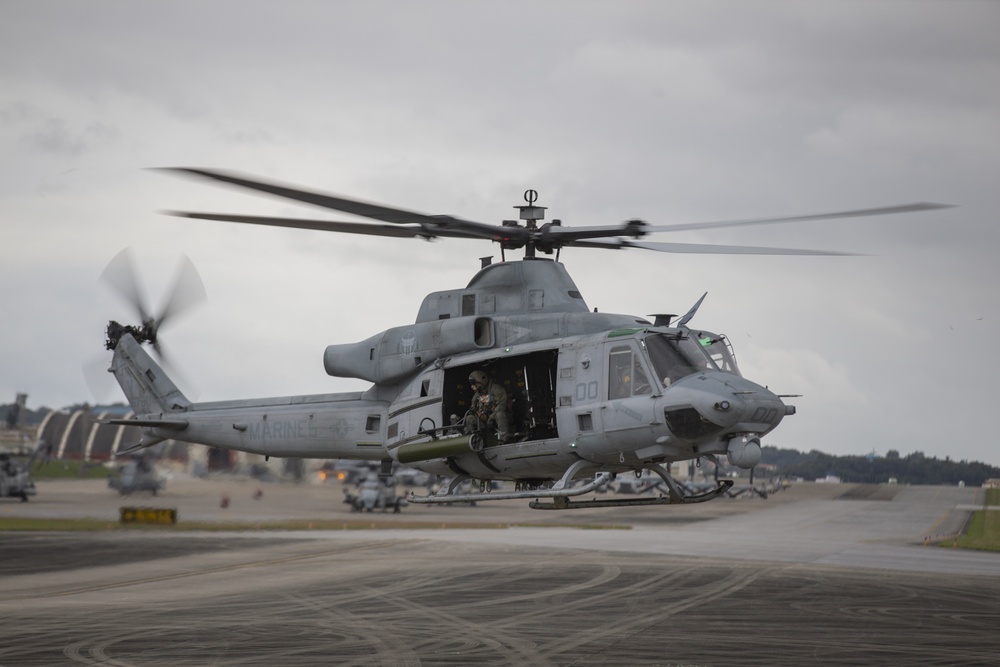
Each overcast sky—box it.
[3,1,999,466]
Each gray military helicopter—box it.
[107,453,164,496]
[101,169,947,509]
[0,453,36,502]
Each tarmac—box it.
[2,477,999,666]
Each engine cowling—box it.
[323,317,493,384]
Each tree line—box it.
[761,446,1000,486]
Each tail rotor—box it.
[101,248,206,356]
[89,248,206,402]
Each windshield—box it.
[643,332,740,387]
[643,334,705,387]
[693,331,740,375]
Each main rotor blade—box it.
[100,248,150,322]
[644,202,952,234]
[161,168,524,243]
[632,241,858,255]
[163,168,496,235]
[163,167,444,224]
[165,211,485,240]
[574,239,859,256]
[541,220,646,243]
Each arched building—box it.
[33,406,235,472]
[29,406,309,480]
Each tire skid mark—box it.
[367,579,554,666]
[12,539,404,601]
[7,537,1000,666]
[543,564,777,663]
[282,590,422,667]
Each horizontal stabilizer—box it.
[100,418,189,430]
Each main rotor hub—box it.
[516,189,546,228]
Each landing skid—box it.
[408,462,613,505]
[529,479,732,509]
[407,460,733,510]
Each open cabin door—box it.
[442,349,559,443]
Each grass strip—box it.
[938,488,1000,552]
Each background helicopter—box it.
[107,451,165,497]
[101,169,947,509]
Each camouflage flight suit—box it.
[465,371,511,443]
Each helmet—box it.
[469,370,488,386]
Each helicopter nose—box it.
[662,372,788,464]
[729,378,788,434]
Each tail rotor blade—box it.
[149,339,198,401]
[83,354,117,404]
[156,254,207,332]
[100,248,150,322]
[99,249,205,400]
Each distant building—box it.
[34,406,188,463]
[985,478,1000,489]
[31,406,233,473]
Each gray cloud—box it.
[2,1,998,465]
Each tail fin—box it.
[109,334,191,415]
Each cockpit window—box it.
[695,331,740,374]
[608,345,653,399]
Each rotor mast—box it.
[507,189,553,260]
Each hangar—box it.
[31,405,244,473]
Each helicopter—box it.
[100,169,948,509]
[107,452,165,496]
[0,453,36,502]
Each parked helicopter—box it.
[0,453,36,502]
[107,453,164,496]
[101,169,947,509]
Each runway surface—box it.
[3,479,999,666]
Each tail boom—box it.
[108,334,390,460]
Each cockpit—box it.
[642,331,740,388]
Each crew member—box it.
[465,370,511,443]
